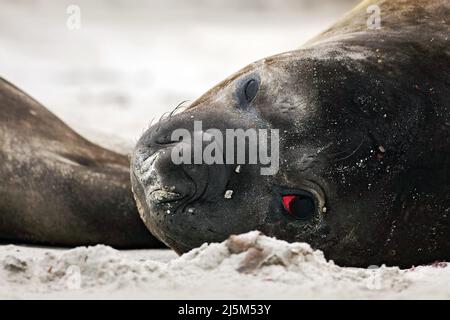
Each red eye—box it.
[282,194,315,220]
[282,195,297,214]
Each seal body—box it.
[131,0,449,267]
[0,78,162,248]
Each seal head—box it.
[131,0,450,267]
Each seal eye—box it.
[282,195,315,220]
[244,79,259,103]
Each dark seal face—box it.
[131,55,332,254]
[131,0,450,267]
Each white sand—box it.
[1,1,448,299]
[1,232,449,299]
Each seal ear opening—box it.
[235,74,260,108]
[244,79,259,103]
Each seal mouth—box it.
[148,189,183,204]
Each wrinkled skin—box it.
[131,0,449,267]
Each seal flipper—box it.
[0,77,164,248]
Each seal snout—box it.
[132,143,191,208]
[132,120,232,212]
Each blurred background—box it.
[0,0,358,152]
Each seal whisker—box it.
[156,111,171,132]
[147,117,156,130]
[155,101,190,132]
[169,100,190,120]
[331,136,365,163]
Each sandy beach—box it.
[1,232,449,299]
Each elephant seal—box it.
[0,77,162,248]
[131,0,449,267]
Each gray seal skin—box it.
[0,78,162,248]
[131,0,449,267]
